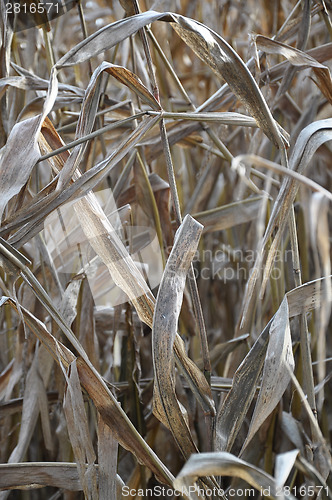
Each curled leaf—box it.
[152,214,204,459]
[174,452,294,500]
[242,297,294,451]
[254,34,332,104]
[170,15,288,148]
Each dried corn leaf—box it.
[217,274,331,453]
[243,297,294,450]
[0,68,58,220]
[241,119,332,305]
[215,320,270,453]
[12,62,84,94]
[62,360,98,500]
[254,35,332,104]
[74,193,155,325]
[158,111,259,127]
[4,114,159,246]
[287,275,332,317]
[281,412,304,453]
[169,15,288,148]
[54,11,288,148]
[0,74,83,99]
[57,61,160,191]
[194,197,263,233]
[275,449,299,489]
[232,154,332,201]
[152,214,203,459]
[261,118,332,291]
[0,298,176,488]
[102,63,161,111]
[266,42,332,83]
[98,416,119,500]
[55,11,169,69]
[0,462,125,493]
[174,452,294,500]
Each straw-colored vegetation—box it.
[0,0,331,498]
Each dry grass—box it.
[0,0,332,498]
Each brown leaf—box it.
[254,34,332,104]
[62,360,98,500]
[242,297,294,451]
[152,214,204,459]
[170,15,288,148]
[0,68,58,221]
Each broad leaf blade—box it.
[0,68,58,220]
[62,360,98,500]
[261,119,332,292]
[215,321,270,452]
[174,452,293,500]
[170,15,288,148]
[254,34,332,104]
[152,214,203,459]
[243,297,294,450]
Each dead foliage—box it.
[0,0,331,498]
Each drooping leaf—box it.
[62,360,98,500]
[215,320,270,452]
[216,275,332,453]
[254,34,332,104]
[54,11,288,148]
[174,452,294,500]
[242,297,294,450]
[169,15,288,149]
[152,214,204,459]
[0,463,125,494]
[261,119,332,291]
[241,119,332,308]
[0,68,58,220]
[55,11,170,69]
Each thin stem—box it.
[159,118,211,381]
[37,112,147,163]
[134,0,211,385]
[288,206,318,431]
[136,152,166,267]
